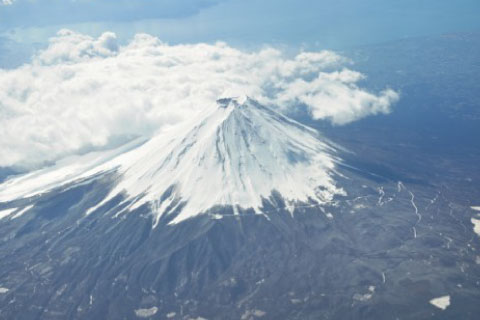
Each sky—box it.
[2,0,480,50]
[0,0,479,170]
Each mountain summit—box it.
[0,98,345,225]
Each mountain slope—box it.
[0,97,345,226]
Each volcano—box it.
[0,98,479,320]
[0,97,344,226]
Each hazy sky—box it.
[2,0,480,50]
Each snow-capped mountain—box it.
[1,96,478,320]
[0,97,345,226]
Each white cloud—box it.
[1,0,14,5]
[0,29,398,169]
[36,29,119,65]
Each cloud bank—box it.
[0,30,398,169]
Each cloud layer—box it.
[0,30,398,169]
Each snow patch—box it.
[241,309,266,319]
[471,218,480,237]
[353,203,367,210]
[0,208,17,220]
[11,205,34,220]
[134,307,158,318]
[353,286,375,302]
[429,295,450,310]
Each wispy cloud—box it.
[0,30,398,169]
